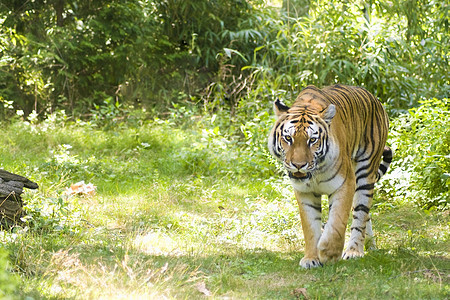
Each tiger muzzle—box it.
[288,171,312,180]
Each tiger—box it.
[268,84,392,268]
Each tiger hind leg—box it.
[342,178,376,260]
[364,215,376,250]
[345,147,391,257]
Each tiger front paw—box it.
[299,257,323,269]
[342,246,365,260]
[317,239,343,264]
[318,248,342,264]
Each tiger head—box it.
[268,98,336,180]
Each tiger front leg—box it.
[317,181,354,264]
[294,191,323,269]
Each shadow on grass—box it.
[16,227,447,299]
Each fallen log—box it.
[0,169,38,228]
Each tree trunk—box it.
[54,0,65,27]
[282,0,310,18]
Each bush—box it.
[378,98,450,209]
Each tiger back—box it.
[268,84,392,268]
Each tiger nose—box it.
[292,162,308,170]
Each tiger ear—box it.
[322,104,336,124]
[274,99,290,118]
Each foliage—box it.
[0,1,447,117]
[229,0,449,118]
[23,190,85,234]
[378,98,450,210]
[0,0,263,116]
[0,248,18,299]
[0,0,153,114]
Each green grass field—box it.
[0,114,448,299]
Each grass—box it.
[0,112,448,299]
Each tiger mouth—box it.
[288,171,311,180]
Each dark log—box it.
[0,169,39,189]
[0,169,38,229]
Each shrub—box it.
[378,98,450,209]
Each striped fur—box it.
[268,84,392,268]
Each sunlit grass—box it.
[0,115,448,299]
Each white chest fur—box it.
[290,172,345,196]
[289,146,345,196]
